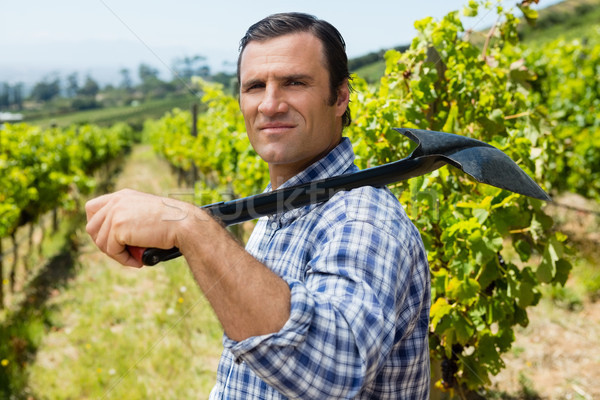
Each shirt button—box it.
[271,222,278,230]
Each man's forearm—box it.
[177,205,291,341]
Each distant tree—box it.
[172,55,209,81]
[78,75,100,97]
[119,68,133,91]
[138,63,172,98]
[0,82,9,109]
[30,75,61,102]
[138,63,160,83]
[66,72,80,97]
[197,65,210,78]
[0,82,24,110]
[211,72,236,91]
[12,83,24,110]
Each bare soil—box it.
[490,193,600,399]
[490,299,600,399]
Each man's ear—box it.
[335,79,350,117]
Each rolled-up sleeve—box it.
[224,215,415,399]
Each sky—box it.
[0,0,562,85]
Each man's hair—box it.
[237,12,353,128]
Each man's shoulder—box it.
[315,185,413,232]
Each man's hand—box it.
[86,188,291,340]
[85,189,202,268]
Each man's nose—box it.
[258,86,288,116]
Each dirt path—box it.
[491,195,600,399]
[113,144,183,194]
[491,299,600,399]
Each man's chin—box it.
[256,147,294,165]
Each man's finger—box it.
[85,193,112,220]
[85,201,110,242]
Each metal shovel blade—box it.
[397,128,552,202]
[135,128,551,265]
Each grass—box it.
[18,145,223,399]
[1,200,85,397]
[27,255,221,399]
[353,60,386,84]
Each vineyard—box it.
[1,0,599,399]
[0,122,135,394]
[0,123,134,301]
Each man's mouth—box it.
[258,123,296,134]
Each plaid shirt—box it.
[209,138,430,399]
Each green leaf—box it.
[460,354,492,389]
[517,4,539,25]
[537,238,563,283]
[454,314,475,345]
[473,208,490,224]
[431,268,449,297]
[554,258,572,287]
[530,214,544,242]
[448,277,481,306]
[548,238,562,261]
[517,280,535,308]
[496,326,515,354]
[514,305,529,328]
[413,16,433,33]
[446,218,480,236]
[478,258,499,292]
[442,101,459,132]
[462,0,479,17]
[486,232,504,253]
[430,297,453,330]
[477,333,502,373]
[514,239,531,262]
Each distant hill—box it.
[348,45,408,83]
[349,0,600,82]
[520,0,600,44]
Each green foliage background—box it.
[0,123,134,239]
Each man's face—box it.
[239,32,349,187]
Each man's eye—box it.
[245,83,264,91]
[289,81,304,86]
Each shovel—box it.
[129,128,551,266]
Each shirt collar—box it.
[263,137,357,227]
[267,137,356,192]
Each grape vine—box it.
[0,122,134,306]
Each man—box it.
[86,12,430,399]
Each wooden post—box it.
[0,237,4,309]
[28,222,34,250]
[53,208,58,233]
[430,359,445,400]
[191,103,198,138]
[10,232,17,293]
[191,103,199,186]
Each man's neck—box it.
[268,137,342,190]
[268,163,303,190]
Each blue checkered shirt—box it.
[209,137,430,399]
